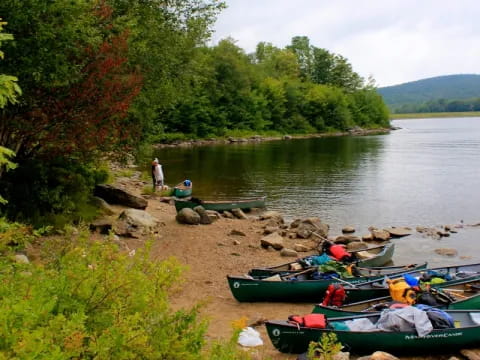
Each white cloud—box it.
[212,0,480,86]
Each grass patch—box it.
[390,111,480,119]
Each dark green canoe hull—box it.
[249,243,396,277]
[266,310,480,354]
[227,262,427,303]
[343,262,480,304]
[174,196,266,212]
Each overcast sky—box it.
[211,0,480,87]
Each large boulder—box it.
[94,184,147,209]
[261,232,284,250]
[176,208,201,225]
[114,209,159,237]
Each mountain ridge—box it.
[377,74,480,108]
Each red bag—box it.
[322,284,346,307]
[329,245,352,261]
[303,314,327,328]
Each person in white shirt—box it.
[151,158,164,191]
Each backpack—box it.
[387,278,417,305]
[322,284,346,307]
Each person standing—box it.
[151,158,164,191]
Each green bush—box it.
[0,234,203,359]
[0,230,256,359]
[0,158,109,227]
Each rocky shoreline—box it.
[85,178,480,360]
[153,127,392,148]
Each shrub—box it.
[0,233,211,359]
[0,158,109,227]
[307,333,343,360]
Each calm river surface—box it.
[155,117,480,266]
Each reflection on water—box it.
[153,117,480,264]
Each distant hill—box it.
[378,74,480,108]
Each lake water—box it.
[154,117,480,266]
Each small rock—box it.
[334,235,362,244]
[437,230,450,237]
[357,351,400,360]
[384,227,412,237]
[259,210,284,222]
[342,226,355,233]
[222,211,234,219]
[205,210,221,222]
[435,248,458,257]
[193,206,212,225]
[230,252,241,256]
[347,241,368,251]
[283,135,292,140]
[15,254,30,264]
[260,232,284,250]
[233,240,241,245]
[90,218,114,234]
[176,208,201,225]
[159,196,173,203]
[263,226,279,235]
[289,219,301,228]
[231,208,248,220]
[362,233,374,241]
[293,244,309,252]
[91,196,116,215]
[371,229,390,241]
[460,349,480,360]
[229,229,246,236]
[280,248,298,257]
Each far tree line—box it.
[392,98,480,114]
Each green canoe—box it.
[312,278,480,318]
[266,310,480,354]
[339,262,480,304]
[172,181,192,198]
[174,196,266,212]
[227,262,427,302]
[249,242,395,278]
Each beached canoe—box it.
[266,309,480,354]
[172,181,192,198]
[312,278,480,318]
[339,262,480,304]
[227,262,427,302]
[174,196,266,212]
[249,242,395,278]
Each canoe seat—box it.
[470,313,480,325]
[355,251,375,260]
